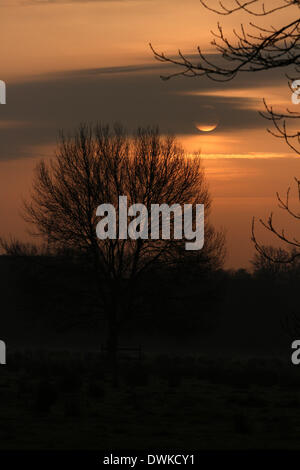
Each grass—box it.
[1,351,300,449]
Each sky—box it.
[0,0,299,268]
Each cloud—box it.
[56,63,166,76]
[0,60,290,160]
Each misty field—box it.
[0,352,300,450]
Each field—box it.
[1,351,300,450]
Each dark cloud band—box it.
[0,60,289,160]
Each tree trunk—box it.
[106,310,119,387]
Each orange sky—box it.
[0,0,299,268]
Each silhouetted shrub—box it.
[123,364,150,387]
[64,395,82,418]
[35,380,57,413]
[87,380,105,400]
[233,412,253,435]
[58,371,82,393]
[166,368,183,388]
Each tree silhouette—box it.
[151,0,300,263]
[20,123,225,383]
[251,245,296,278]
[151,0,300,82]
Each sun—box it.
[194,105,219,133]
[195,123,218,132]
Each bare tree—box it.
[251,245,298,276]
[251,177,300,263]
[20,123,225,382]
[151,0,300,263]
[151,0,300,82]
[251,245,300,339]
[260,95,300,155]
[0,238,47,257]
